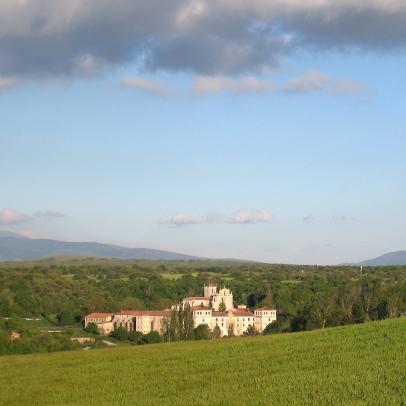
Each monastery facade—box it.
[84,284,277,337]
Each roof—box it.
[85,313,113,319]
[255,307,275,311]
[192,305,211,311]
[230,309,255,316]
[212,311,227,317]
[183,297,209,301]
[119,310,171,317]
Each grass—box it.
[1,318,406,405]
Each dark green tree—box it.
[218,299,227,312]
[142,331,161,344]
[243,325,259,336]
[84,322,98,335]
[211,325,221,339]
[194,324,211,340]
[110,327,128,341]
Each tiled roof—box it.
[212,311,227,317]
[85,313,113,319]
[230,309,255,316]
[183,297,209,301]
[119,310,171,317]
[192,305,211,311]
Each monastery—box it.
[84,284,277,337]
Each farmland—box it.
[1,317,405,405]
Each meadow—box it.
[1,317,405,405]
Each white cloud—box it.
[282,70,365,94]
[0,208,32,225]
[192,76,273,94]
[160,210,272,226]
[228,210,272,224]
[118,76,172,96]
[35,210,65,219]
[0,76,17,92]
[160,214,204,226]
[1,1,406,79]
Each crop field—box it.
[1,318,405,405]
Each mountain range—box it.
[0,231,200,261]
[354,251,406,266]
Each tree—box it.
[183,305,195,340]
[211,325,221,339]
[84,322,98,335]
[194,324,211,340]
[263,318,291,335]
[110,327,128,341]
[57,309,74,326]
[142,331,161,344]
[227,325,235,338]
[218,299,227,312]
[243,325,259,336]
[128,331,143,343]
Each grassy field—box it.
[1,318,405,406]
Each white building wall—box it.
[211,288,233,311]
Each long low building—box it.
[84,284,277,337]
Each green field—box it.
[1,318,405,405]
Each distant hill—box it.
[0,232,200,261]
[355,250,406,266]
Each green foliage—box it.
[218,299,227,312]
[1,318,405,405]
[57,309,74,326]
[211,325,221,339]
[263,318,290,335]
[194,324,211,340]
[110,327,128,341]
[142,331,161,344]
[1,258,406,355]
[243,324,259,336]
[84,322,98,335]
[128,331,143,343]
[161,306,194,342]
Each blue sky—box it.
[1,1,406,264]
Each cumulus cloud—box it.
[192,76,273,94]
[0,208,32,225]
[228,210,272,224]
[118,76,173,96]
[1,1,406,80]
[282,70,365,94]
[35,210,65,219]
[0,208,66,225]
[160,210,272,226]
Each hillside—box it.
[1,318,405,405]
[0,233,199,261]
[357,250,406,266]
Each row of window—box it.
[195,311,211,316]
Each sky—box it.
[1,0,406,264]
